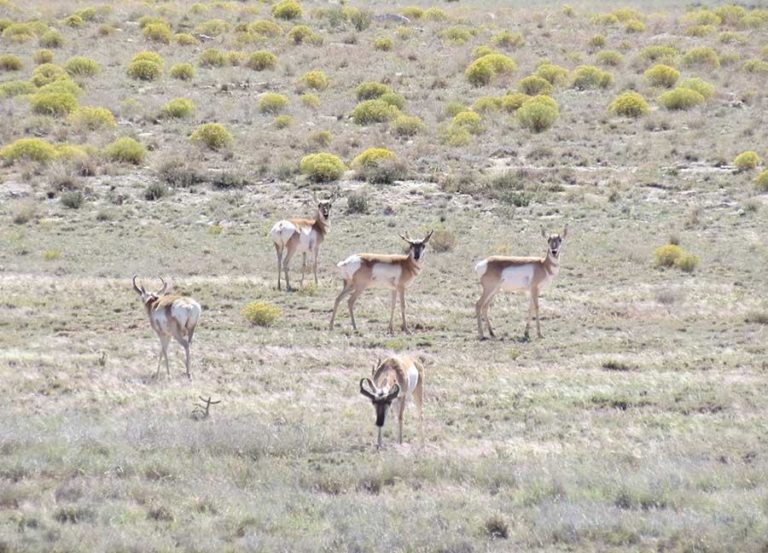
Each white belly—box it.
[370,263,402,288]
[500,264,535,291]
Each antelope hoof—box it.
[488,329,496,338]
[479,334,489,341]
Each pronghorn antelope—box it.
[474,226,567,340]
[329,230,433,334]
[269,190,337,291]
[132,276,201,379]
[359,354,424,449]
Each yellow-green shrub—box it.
[69,106,116,129]
[493,30,524,48]
[657,87,705,110]
[390,114,425,137]
[351,99,399,124]
[571,65,612,89]
[589,34,606,47]
[423,7,448,21]
[31,63,68,86]
[195,19,230,36]
[0,55,22,71]
[259,92,288,114]
[592,13,619,26]
[608,91,649,117]
[686,24,716,37]
[299,152,346,182]
[644,64,679,87]
[297,93,319,110]
[127,60,161,80]
[516,95,559,132]
[445,101,466,117]
[373,36,393,50]
[0,80,35,98]
[170,63,195,80]
[400,6,423,19]
[682,47,719,68]
[597,50,623,66]
[143,22,172,43]
[612,8,643,22]
[682,8,721,26]
[379,92,405,110]
[299,70,329,90]
[287,25,320,45]
[309,130,332,147]
[225,51,246,66]
[743,59,768,73]
[0,138,58,164]
[175,33,199,46]
[535,62,569,85]
[272,0,303,20]
[439,125,472,147]
[733,151,760,171]
[678,77,715,100]
[274,115,293,129]
[500,92,530,112]
[440,26,472,45]
[465,53,517,86]
[451,111,484,135]
[33,49,53,64]
[718,31,747,44]
[104,137,145,164]
[248,20,283,37]
[241,301,280,326]
[640,45,677,64]
[132,51,163,67]
[199,48,226,67]
[472,96,503,113]
[190,123,233,150]
[356,81,391,100]
[160,98,195,119]
[56,143,91,163]
[351,147,396,169]
[29,92,78,116]
[755,170,768,192]
[246,51,278,71]
[64,56,100,77]
[518,75,553,95]
[675,254,699,273]
[2,23,38,42]
[654,244,683,267]
[625,19,645,32]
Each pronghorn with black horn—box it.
[359,354,424,449]
[132,275,201,379]
[269,189,338,291]
[329,230,433,334]
[474,226,567,340]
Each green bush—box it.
[755,170,768,192]
[38,79,82,96]
[274,115,293,129]
[518,75,553,95]
[657,87,705,110]
[625,19,645,33]
[56,143,90,163]
[175,33,199,46]
[0,138,58,164]
[2,23,38,42]
[535,62,569,85]
[127,60,161,80]
[608,91,649,117]
[225,51,246,66]
[589,34,606,47]
[160,98,195,119]
[31,63,68,86]
[733,151,760,171]
[373,36,393,50]
[571,65,613,89]
[596,50,623,66]
[138,16,167,29]
[33,49,54,64]
[0,55,22,71]
[451,111,484,135]
[60,190,84,209]
[682,47,720,69]
[640,45,677,64]
[170,63,195,80]
[351,99,399,124]
[299,152,346,182]
[351,147,396,169]
[299,70,329,90]
[516,95,559,132]
[248,20,283,37]
[445,101,466,117]
[352,148,405,183]
[465,53,517,86]
[356,81,391,100]
[29,92,78,116]
[440,26,472,45]
[644,64,679,88]
[390,114,425,137]
[400,6,424,19]
[591,13,619,26]
[64,56,100,77]
[686,24,716,37]
[241,301,280,326]
[132,51,163,66]
[718,31,747,44]
[259,92,288,114]
[143,22,172,43]
[654,244,683,267]
[472,96,503,113]
[0,80,35,98]
[682,8,721,26]
[300,93,320,109]
[439,125,472,147]
[104,137,146,164]
[195,19,230,36]
[678,77,715,100]
[674,254,699,273]
[493,30,524,48]
[500,93,530,112]
[199,48,226,67]
[69,106,116,129]
[272,0,303,20]
[287,25,320,45]
[423,7,447,21]
[379,92,405,110]
[246,51,278,71]
[309,130,332,147]
[743,59,768,73]
[190,123,234,151]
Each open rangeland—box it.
[1,0,768,551]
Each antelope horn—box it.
[312,189,318,203]
[399,232,411,243]
[132,275,145,295]
[385,383,400,401]
[360,378,376,400]
[423,230,434,243]
[541,226,548,239]
[157,277,168,296]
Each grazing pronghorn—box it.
[269,190,337,291]
[474,226,567,340]
[132,276,201,379]
[329,230,433,334]
[359,354,424,449]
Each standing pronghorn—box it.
[132,276,201,379]
[474,226,567,340]
[269,191,337,291]
[329,230,433,334]
[359,354,424,449]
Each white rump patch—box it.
[474,259,488,278]
[500,264,535,290]
[406,362,419,393]
[371,263,402,287]
[269,220,297,247]
[337,255,362,281]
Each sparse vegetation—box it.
[169,63,195,80]
[246,51,278,71]
[104,137,146,164]
[571,65,613,89]
[190,123,234,151]
[69,106,116,130]
[657,87,705,110]
[160,98,195,119]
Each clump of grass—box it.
[33,49,53,64]
[472,45,495,59]
[733,151,760,172]
[300,93,320,109]
[445,101,467,117]
[272,0,303,20]
[756,170,768,192]
[0,54,22,71]
[596,50,623,66]
[60,190,84,209]
[248,20,283,38]
[678,77,715,100]
[175,33,199,46]
[127,60,161,81]
[379,92,405,110]
[401,6,423,19]
[144,182,168,201]
[351,148,405,183]
[430,227,456,253]
[686,24,716,37]
[299,70,329,91]
[160,98,195,119]
[640,45,678,65]
[473,96,503,113]
[608,91,649,117]
[501,93,530,112]
[625,19,645,32]
[246,51,278,71]
[535,62,569,85]
[742,59,768,74]
[299,152,346,182]
[0,80,35,98]
[682,8,721,26]
[12,200,36,224]
[451,111,484,135]
[259,93,288,114]
[190,123,233,151]
[517,95,559,132]
[143,22,172,44]
[440,26,472,45]
[309,130,332,147]
[423,7,448,21]
[346,189,369,214]
[132,51,163,66]
[199,48,226,68]
[31,63,68,86]
[682,47,720,69]
[465,53,517,86]
[493,30,524,49]
[589,34,606,47]
[39,30,64,48]
[210,172,247,190]
[654,243,699,272]
[274,115,293,129]
[373,36,393,51]
[241,301,280,326]
[390,114,425,137]
[287,25,321,45]
[195,19,230,36]
[64,14,84,28]
[439,125,472,147]
[2,22,40,43]
[104,137,146,164]
[69,106,116,130]
[657,87,705,110]
[484,514,509,539]
[675,253,700,273]
[351,99,399,125]
[64,56,100,77]
[518,75,553,95]
[571,65,613,89]
[644,64,679,87]
[29,92,79,116]
[169,63,195,80]
[38,79,82,97]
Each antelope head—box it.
[313,188,338,221]
[400,230,434,262]
[541,225,568,259]
[132,275,168,305]
[359,378,400,428]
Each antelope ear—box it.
[541,226,547,239]
[561,224,568,239]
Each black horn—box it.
[360,378,376,400]
[132,275,145,295]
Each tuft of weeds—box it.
[210,172,247,190]
[170,63,195,80]
[346,189,369,214]
[299,153,346,183]
[160,98,195,119]
[241,301,280,326]
[190,123,233,151]
[60,190,84,209]
[104,137,145,165]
